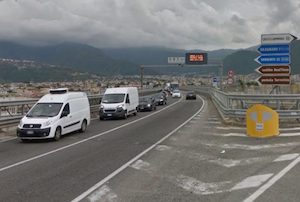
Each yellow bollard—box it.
[246,104,279,137]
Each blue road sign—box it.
[257,44,290,55]
[255,55,290,65]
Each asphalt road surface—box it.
[0,95,203,202]
[2,93,300,202]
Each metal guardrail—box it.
[0,88,162,129]
[190,86,300,121]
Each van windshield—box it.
[26,103,63,118]
[102,94,125,104]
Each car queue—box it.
[16,87,187,142]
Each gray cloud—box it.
[0,0,299,50]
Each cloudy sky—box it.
[0,0,299,50]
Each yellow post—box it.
[246,104,279,138]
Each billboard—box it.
[185,53,207,65]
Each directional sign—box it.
[168,57,185,64]
[255,55,290,65]
[256,75,290,85]
[255,66,290,75]
[257,44,290,55]
[261,33,297,44]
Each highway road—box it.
[2,93,300,202]
[0,95,203,202]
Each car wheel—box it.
[100,116,104,120]
[123,111,128,119]
[80,120,87,133]
[53,127,61,141]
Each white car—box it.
[172,90,181,98]
[17,88,90,141]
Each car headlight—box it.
[18,120,23,128]
[44,120,52,127]
[117,105,124,112]
[100,105,104,110]
[147,104,151,107]
[160,99,163,101]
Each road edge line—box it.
[71,96,206,202]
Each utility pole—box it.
[140,65,144,90]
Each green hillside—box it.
[0,63,92,82]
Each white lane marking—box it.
[0,97,183,173]
[243,155,300,202]
[231,174,273,191]
[130,160,151,171]
[155,145,171,151]
[273,153,299,162]
[219,132,300,138]
[71,96,206,202]
[205,121,221,124]
[208,117,219,121]
[175,175,231,195]
[216,126,245,130]
[279,132,300,137]
[205,142,300,150]
[0,137,17,143]
[209,157,265,168]
[280,127,300,132]
[222,133,246,137]
[87,185,117,202]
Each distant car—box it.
[172,90,181,98]
[137,97,156,111]
[186,91,197,100]
[155,93,167,105]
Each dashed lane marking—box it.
[205,142,300,150]
[273,153,299,162]
[231,174,273,191]
[209,157,266,168]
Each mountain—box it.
[102,47,236,75]
[223,50,259,75]
[1,40,299,80]
[102,47,236,65]
[0,42,140,76]
[0,59,94,82]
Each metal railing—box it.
[0,88,162,129]
[184,86,300,122]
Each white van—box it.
[17,88,90,141]
[99,87,139,120]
